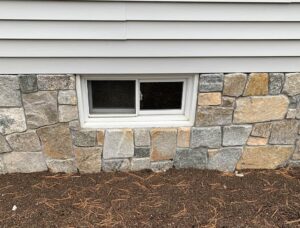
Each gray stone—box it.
[196,107,233,127]
[58,90,77,105]
[23,91,58,129]
[269,120,299,145]
[74,147,102,173]
[289,160,300,167]
[134,147,150,158]
[199,74,224,92]
[0,134,11,153]
[102,159,130,172]
[3,152,47,173]
[151,160,173,172]
[208,147,243,172]
[0,76,21,107]
[292,140,300,160]
[191,127,222,149]
[6,130,41,152]
[134,129,150,147]
[71,130,97,147]
[269,73,284,95]
[223,73,247,97]
[288,95,300,109]
[103,129,134,159]
[19,75,38,93]
[59,105,79,122]
[0,156,7,174]
[69,120,81,130]
[131,158,151,171]
[283,73,300,96]
[46,159,77,173]
[174,148,207,169]
[37,75,75,90]
[223,125,252,146]
[0,108,27,135]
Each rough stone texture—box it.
[131,158,151,171]
[58,105,78,122]
[289,160,300,167]
[282,73,300,96]
[58,90,77,105]
[97,129,105,146]
[3,152,47,173]
[151,160,173,172]
[191,127,221,149]
[134,129,150,147]
[23,91,58,129]
[0,108,27,135]
[46,159,77,173]
[74,147,102,173]
[134,147,150,158]
[0,156,6,174]
[37,124,74,160]
[150,128,177,161]
[243,73,269,96]
[223,125,252,146]
[6,130,41,152]
[37,75,75,90]
[199,74,223,92]
[69,120,80,130]
[208,147,243,172]
[286,109,297,119]
[289,95,300,109]
[71,130,97,147]
[222,97,235,107]
[269,120,299,145]
[196,107,233,127]
[102,159,130,172]
[247,137,268,146]
[234,96,289,124]
[237,146,294,169]
[251,122,272,138]
[223,73,247,97]
[292,140,300,160]
[177,127,191,148]
[19,75,38,93]
[103,129,134,159]
[0,76,21,107]
[174,148,207,169]
[198,93,222,106]
[269,73,284,95]
[0,135,11,153]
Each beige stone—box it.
[97,129,105,146]
[282,73,300,96]
[251,122,272,138]
[292,140,300,160]
[223,73,247,97]
[286,109,297,119]
[177,127,191,148]
[74,147,102,173]
[233,96,288,124]
[243,73,269,96]
[198,93,222,106]
[237,146,294,169]
[247,137,268,146]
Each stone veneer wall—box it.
[0,73,299,174]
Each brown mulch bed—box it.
[0,169,299,227]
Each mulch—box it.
[0,168,299,228]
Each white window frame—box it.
[76,74,199,128]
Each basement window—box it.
[77,74,198,128]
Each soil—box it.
[0,168,299,228]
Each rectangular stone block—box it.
[134,147,150,158]
[243,73,268,96]
[191,127,221,149]
[151,160,173,172]
[6,130,41,152]
[247,137,268,146]
[58,105,79,122]
[223,73,247,97]
[134,129,150,147]
[0,108,27,135]
[131,158,151,171]
[174,148,207,169]
[196,107,233,127]
[0,76,21,107]
[97,129,105,146]
[269,73,284,95]
[269,120,299,145]
[71,129,97,147]
[251,122,272,138]
[282,73,300,96]
[58,90,77,105]
[37,75,75,90]
[198,93,222,106]
[223,125,252,146]
[102,159,130,172]
[74,147,102,173]
[177,127,191,148]
[19,75,38,93]
[46,159,77,173]
[199,74,223,92]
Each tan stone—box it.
[223,73,247,97]
[198,93,222,106]
[177,127,191,148]
[97,129,105,146]
[247,137,268,146]
[222,97,235,107]
[282,73,300,96]
[74,147,102,173]
[233,96,288,124]
[251,122,272,138]
[243,73,269,96]
[286,109,297,119]
[237,146,294,169]
[292,140,300,160]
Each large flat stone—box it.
[46,159,77,173]
[19,75,38,93]
[237,146,294,169]
[196,107,233,127]
[0,108,27,135]
[6,130,41,152]
[223,73,247,97]
[58,105,78,122]
[58,90,77,105]
[199,74,223,92]
[0,76,21,107]
[269,120,299,145]
[234,96,288,124]
[102,159,130,172]
[174,148,207,169]
[37,75,75,90]
[71,130,97,147]
[74,147,102,173]
[0,134,11,153]
[191,127,221,149]
[223,125,252,146]
[283,73,300,96]
[134,129,150,147]
[23,91,58,129]
[269,73,284,95]
[243,73,269,96]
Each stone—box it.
[151,160,173,172]
[69,120,80,130]
[288,160,300,167]
[71,130,97,147]
[74,147,102,173]
[6,130,41,152]
[292,140,300,160]
[223,73,247,97]
[46,159,77,173]
[283,73,300,96]
[174,148,207,169]
[222,97,235,107]
[269,73,284,95]
[131,158,151,171]
[37,124,74,160]
[243,73,268,96]
[23,91,58,129]
[269,120,299,145]
[0,134,11,153]
[58,105,78,122]
[247,137,268,146]
[37,75,75,90]
[58,90,77,105]
[0,108,27,135]
[0,156,6,174]
[134,129,150,147]
[97,129,105,146]
[0,76,21,107]
[19,75,38,93]
[289,95,300,109]
[208,147,243,172]
[237,146,294,169]
[286,109,297,119]
[199,74,223,92]
[251,122,272,138]
[3,152,47,173]
[223,125,252,146]
[196,107,233,127]
[177,127,191,148]
[134,147,150,158]
[103,129,134,159]
[198,93,222,106]
[102,159,130,172]
[191,127,221,149]
[234,96,288,124]
[150,128,177,161]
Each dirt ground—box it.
[0,168,299,228]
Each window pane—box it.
[140,82,183,110]
[88,80,135,114]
